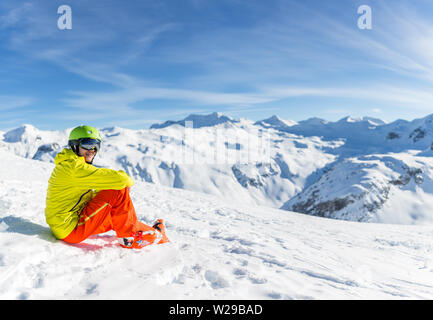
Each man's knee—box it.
[96,188,129,205]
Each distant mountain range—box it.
[2,112,433,225]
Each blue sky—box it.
[1,0,433,130]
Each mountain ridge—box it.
[2,112,433,225]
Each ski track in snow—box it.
[1,153,433,299]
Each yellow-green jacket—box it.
[45,148,134,239]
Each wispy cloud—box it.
[264,85,433,109]
[306,1,433,85]
[0,95,34,111]
[63,86,275,113]
[0,2,34,29]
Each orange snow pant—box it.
[63,187,152,244]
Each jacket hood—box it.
[54,148,84,165]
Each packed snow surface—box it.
[1,150,433,299]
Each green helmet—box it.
[68,125,102,156]
[69,125,101,141]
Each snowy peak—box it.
[184,112,239,128]
[4,124,40,143]
[1,125,67,161]
[384,114,433,145]
[150,112,240,129]
[337,116,386,126]
[254,115,297,129]
[298,117,329,126]
[296,115,385,128]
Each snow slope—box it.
[1,149,433,299]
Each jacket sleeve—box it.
[72,162,134,190]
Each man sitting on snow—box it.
[45,125,169,249]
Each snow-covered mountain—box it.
[150,112,240,129]
[254,115,297,129]
[1,149,433,299]
[282,152,433,224]
[259,114,433,154]
[2,112,433,225]
[0,124,67,161]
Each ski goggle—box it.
[79,138,101,152]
